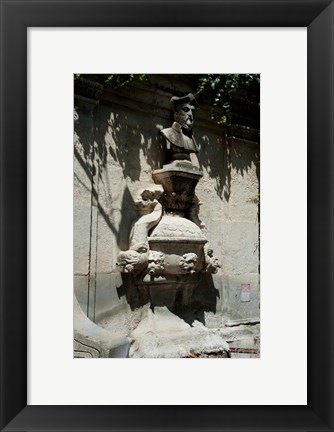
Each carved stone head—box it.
[147,250,165,275]
[179,252,198,273]
[135,185,164,216]
[171,93,196,135]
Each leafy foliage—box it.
[194,74,260,125]
[75,73,259,126]
[75,73,148,88]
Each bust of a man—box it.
[160,93,199,161]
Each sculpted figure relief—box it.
[147,251,165,276]
[204,247,221,274]
[117,244,148,274]
[117,92,221,290]
[116,186,163,275]
[160,93,199,161]
[179,253,198,274]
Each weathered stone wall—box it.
[74,76,260,329]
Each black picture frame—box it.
[1,1,333,431]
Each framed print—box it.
[1,1,333,431]
[28,28,306,406]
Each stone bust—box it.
[160,93,199,161]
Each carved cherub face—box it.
[179,253,198,271]
[135,189,155,209]
[135,187,163,215]
[135,189,161,216]
[148,251,165,270]
[174,103,195,133]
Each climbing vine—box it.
[75,73,259,126]
[194,74,260,125]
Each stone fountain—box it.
[117,93,220,310]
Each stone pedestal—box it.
[152,160,203,215]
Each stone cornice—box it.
[75,78,259,139]
[74,77,104,100]
[100,82,229,133]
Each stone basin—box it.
[148,215,207,274]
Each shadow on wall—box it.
[74,143,119,239]
[75,106,168,249]
[74,104,169,248]
[116,273,219,327]
[196,133,259,202]
[98,108,168,182]
[74,138,137,251]
[196,134,226,200]
[173,275,220,326]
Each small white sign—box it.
[241,284,251,302]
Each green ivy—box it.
[194,74,260,124]
[75,73,259,126]
[103,74,149,88]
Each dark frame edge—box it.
[1,0,333,431]
[307,1,334,429]
[1,0,28,431]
